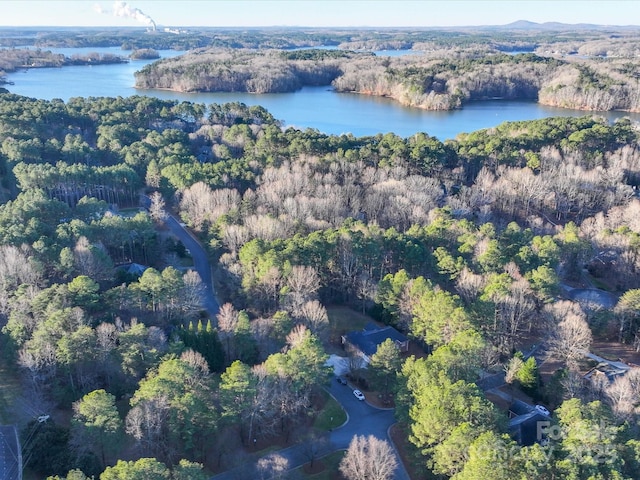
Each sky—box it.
[1,0,640,28]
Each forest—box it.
[0,24,602,51]
[135,45,640,112]
[1,87,640,480]
[0,48,128,86]
[6,25,640,112]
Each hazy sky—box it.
[1,0,640,28]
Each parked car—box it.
[535,404,551,416]
[336,376,348,385]
[353,389,365,401]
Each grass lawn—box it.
[326,306,379,353]
[117,207,144,216]
[296,450,345,480]
[177,254,194,267]
[327,306,375,334]
[589,276,613,291]
[591,340,640,364]
[389,424,435,480]
[253,444,281,456]
[314,390,347,431]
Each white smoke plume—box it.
[95,1,156,30]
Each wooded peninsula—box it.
[130,27,640,112]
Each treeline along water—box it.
[4,47,640,140]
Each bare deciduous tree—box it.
[96,322,118,354]
[605,368,640,420]
[546,301,592,368]
[257,266,283,313]
[18,342,57,389]
[285,323,309,349]
[295,300,329,340]
[244,214,291,242]
[95,322,119,387]
[339,434,398,480]
[73,236,111,280]
[0,244,39,317]
[345,346,367,380]
[180,182,213,231]
[222,224,250,255]
[255,453,289,480]
[180,349,210,384]
[180,269,205,317]
[495,276,536,354]
[560,367,587,400]
[251,316,279,360]
[504,356,524,385]
[147,326,168,351]
[455,268,485,304]
[217,303,239,361]
[149,191,167,222]
[356,272,376,315]
[285,265,320,311]
[245,364,280,442]
[125,396,172,460]
[300,432,330,469]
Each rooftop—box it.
[344,324,408,357]
[509,411,550,446]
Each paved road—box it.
[163,214,220,318]
[560,283,619,309]
[159,207,408,478]
[211,378,411,480]
[326,379,398,450]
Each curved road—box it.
[211,378,410,480]
[156,204,407,477]
[164,214,220,318]
[159,206,408,477]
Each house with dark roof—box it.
[341,323,409,364]
[117,262,148,277]
[509,410,551,446]
[0,425,21,480]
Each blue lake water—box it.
[4,47,639,140]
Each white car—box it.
[535,405,551,416]
[353,389,365,401]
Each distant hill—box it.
[497,19,638,30]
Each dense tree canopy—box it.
[1,48,640,478]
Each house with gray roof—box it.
[342,323,409,364]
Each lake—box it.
[4,47,640,140]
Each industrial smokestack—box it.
[105,1,157,30]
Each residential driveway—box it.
[327,379,411,478]
[211,377,410,480]
[326,379,398,450]
[163,214,220,318]
[561,283,619,309]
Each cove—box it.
[5,47,640,140]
